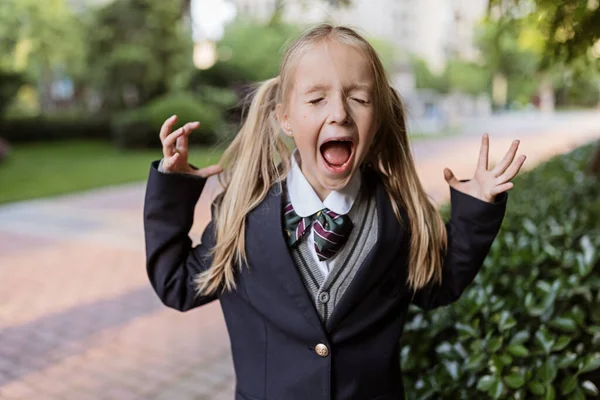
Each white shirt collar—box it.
[286,149,362,217]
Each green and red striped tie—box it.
[283,202,353,261]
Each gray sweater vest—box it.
[287,184,378,324]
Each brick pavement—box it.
[0,125,598,399]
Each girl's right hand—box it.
[159,115,223,178]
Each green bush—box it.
[0,115,110,142]
[110,92,224,149]
[191,20,399,89]
[402,142,600,399]
[191,19,300,88]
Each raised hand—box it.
[159,115,223,178]
[443,133,526,203]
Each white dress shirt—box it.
[286,149,362,279]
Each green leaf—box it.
[435,342,453,355]
[507,344,529,357]
[576,252,593,277]
[558,353,578,369]
[489,379,506,399]
[549,317,577,332]
[537,358,558,383]
[466,353,486,370]
[491,354,511,373]
[525,292,536,311]
[579,354,600,374]
[535,326,555,354]
[477,375,496,392]
[580,234,596,267]
[560,375,578,395]
[542,242,559,259]
[499,353,513,365]
[567,306,585,326]
[551,336,571,352]
[504,372,526,389]
[544,384,556,400]
[528,381,545,396]
[488,337,503,353]
[523,218,537,235]
[582,380,599,396]
[586,325,600,335]
[456,322,478,337]
[567,388,586,400]
[498,311,517,332]
[443,360,459,380]
[510,330,530,345]
[537,280,552,293]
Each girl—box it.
[143,24,525,400]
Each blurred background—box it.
[0,0,599,399]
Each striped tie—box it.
[283,202,353,261]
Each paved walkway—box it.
[0,112,599,399]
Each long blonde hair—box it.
[194,24,447,296]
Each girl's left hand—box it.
[444,133,527,203]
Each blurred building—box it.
[233,0,493,128]
[233,0,488,73]
[446,0,489,62]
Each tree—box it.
[487,0,600,175]
[475,17,542,108]
[86,0,194,111]
[488,0,600,66]
[0,0,85,113]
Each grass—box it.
[0,140,223,204]
[0,130,458,204]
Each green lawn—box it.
[0,131,457,204]
[0,140,223,204]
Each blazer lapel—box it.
[247,182,325,335]
[326,171,407,332]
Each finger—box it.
[477,133,489,171]
[490,181,514,197]
[176,132,187,154]
[443,168,460,187]
[163,126,188,151]
[496,154,526,184]
[160,115,178,142]
[177,122,199,152]
[162,152,181,170]
[163,130,179,158]
[492,139,520,177]
[193,164,224,178]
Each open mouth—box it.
[319,138,355,174]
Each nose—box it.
[327,94,351,126]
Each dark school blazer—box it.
[143,160,508,400]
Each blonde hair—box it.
[194,24,448,296]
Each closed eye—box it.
[352,98,369,104]
[308,98,324,104]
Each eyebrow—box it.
[302,83,372,95]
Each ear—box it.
[275,103,292,134]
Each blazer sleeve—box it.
[411,182,508,311]
[143,159,219,312]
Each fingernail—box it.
[171,115,177,119]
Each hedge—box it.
[0,90,237,149]
[110,92,227,149]
[402,142,600,399]
[0,116,111,143]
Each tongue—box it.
[321,142,351,166]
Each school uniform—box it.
[143,153,508,400]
